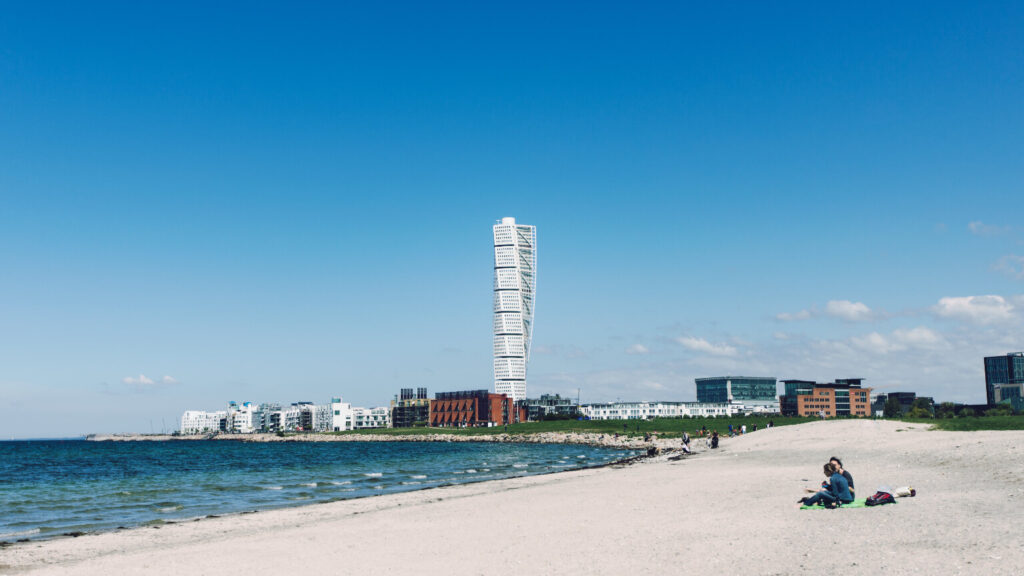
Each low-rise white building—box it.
[180,410,227,434]
[580,401,736,420]
[331,398,354,431]
[227,401,261,434]
[352,406,391,429]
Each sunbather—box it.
[799,463,853,509]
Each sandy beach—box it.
[4,419,1023,575]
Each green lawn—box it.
[907,415,1024,431]
[306,415,818,439]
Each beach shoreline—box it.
[85,430,682,451]
[6,420,1023,575]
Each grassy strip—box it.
[908,415,1024,431]
[302,416,819,439]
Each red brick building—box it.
[429,390,524,427]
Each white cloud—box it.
[676,336,737,357]
[995,255,1024,280]
[932,295,1016,324]
[968,221,1010,237]
[825,300,872,322]
[625,344,650,355]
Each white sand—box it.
[4,420,1023,575]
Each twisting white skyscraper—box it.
[493,217,536,402]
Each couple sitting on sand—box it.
[798,457,855,509]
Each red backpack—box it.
[865,491,897,506]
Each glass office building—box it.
[695,376,778,403]
[984,352,1024,405]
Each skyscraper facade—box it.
[493,217,536,402]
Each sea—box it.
[0,439,636,543]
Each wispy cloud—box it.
[122,374,179,390]
[932,295,1017,325]
[777,300,874,322]
[995,255,1024,280]
[776,309,812,321]
[850,327,948,355]
[824,300,873,322]
[625,344,650,355]
[968,221,1011,237]
[675,336,738,357]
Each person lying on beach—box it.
[799,463,853,509]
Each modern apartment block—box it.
[493,217,536,402]
[180,410,228,434]
[779,379,872,417]
[179,397,390,434]
[695,376,779,411]
[429,390,524,427]
[983,352,1024,405]
[522,394,579,421]
[391,388,431,428]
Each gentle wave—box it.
[0,440,636,544]
[0,528,40,539]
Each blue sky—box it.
[2,2,1023,437]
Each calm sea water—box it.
[0,440,635,542]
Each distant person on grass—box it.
[799,463,853,509]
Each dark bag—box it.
[865,491,896,506]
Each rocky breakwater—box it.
[87,431,692,453]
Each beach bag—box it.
[865,491,896,506]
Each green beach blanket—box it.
[800,498,868,510]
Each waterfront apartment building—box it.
[695,376,779,411]
[779,379,872,417]
[391,388,431,428]
[493,217,536,402]
[352,406,391,429]
[429,390,524,427]
[522,394,579,421]
[180,410,227,434]
[227,401,261,434]
[330,398,354,431]
[984,352,1024,405]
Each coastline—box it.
[85,430,679,451]
[7,420,1024,575]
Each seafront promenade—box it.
[7,420,1024,575]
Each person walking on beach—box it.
[710,430,719,449]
